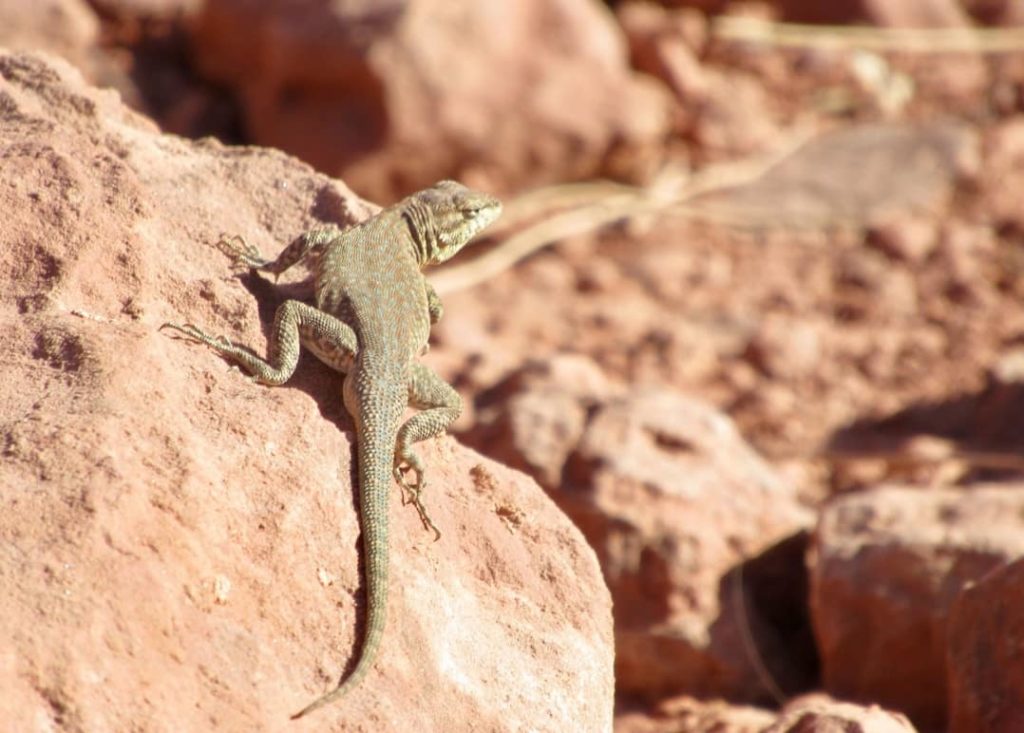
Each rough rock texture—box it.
[810,485,1024,732]
[614,695,775,733]
[0,50,614,732]
[8,3,1024,727]
[189,0,672,201]
[947,557,1024,733]
[765,695,919,733]
[614,694,919,733]
[465,356,815,702]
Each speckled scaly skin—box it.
[161,181,501,719]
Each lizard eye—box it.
[463,208,481,219]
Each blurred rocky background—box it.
[3,1,1024,731]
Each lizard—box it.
[160,180,502,719]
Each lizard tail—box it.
[291,402,398,720]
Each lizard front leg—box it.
[219,226,342,279]
[425,280,444,325]
[392,364,462,539]
[161,299,358,383]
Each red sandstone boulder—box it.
[0,50,614,732]
[467,356,815,703]
[190,0,672,201]
[810,484,1024,731]
[947,556,1024,733]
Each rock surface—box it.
[810,485,1024,731]
[615,695,775,733]
[0,0,103,77]
[613,694,920,733]
[766,695,918,733]
[947,556,1024,733]
[8,2,1024,728]
[190,0,672,202]
[466,356,815,702]
[0,50,613,732]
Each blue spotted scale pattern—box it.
[161,181,502,718]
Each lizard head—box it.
[404,180,502,266]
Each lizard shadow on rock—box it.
[176,182,501,718]
[234,269,353,428]
[228,180,371,428]
[233,266,372,682]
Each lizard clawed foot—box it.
[393,462,441,541]
[159,322,234,352]
[215,233,271,270]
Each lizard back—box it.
[315,207,431,371]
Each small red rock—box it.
[615,695,776,733]
[811,484,1024,731]
[867,216,939,264]
[766,694,918,733]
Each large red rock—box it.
[810,484,1024,731]
[466,356,815,702]
[0,50,614,732]
[190,0,672,202]
[947,557,1024,733]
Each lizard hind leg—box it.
[394,456,438,540]
[159,321,267,377]
[161,299,357,385]
[393,364,462,540]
